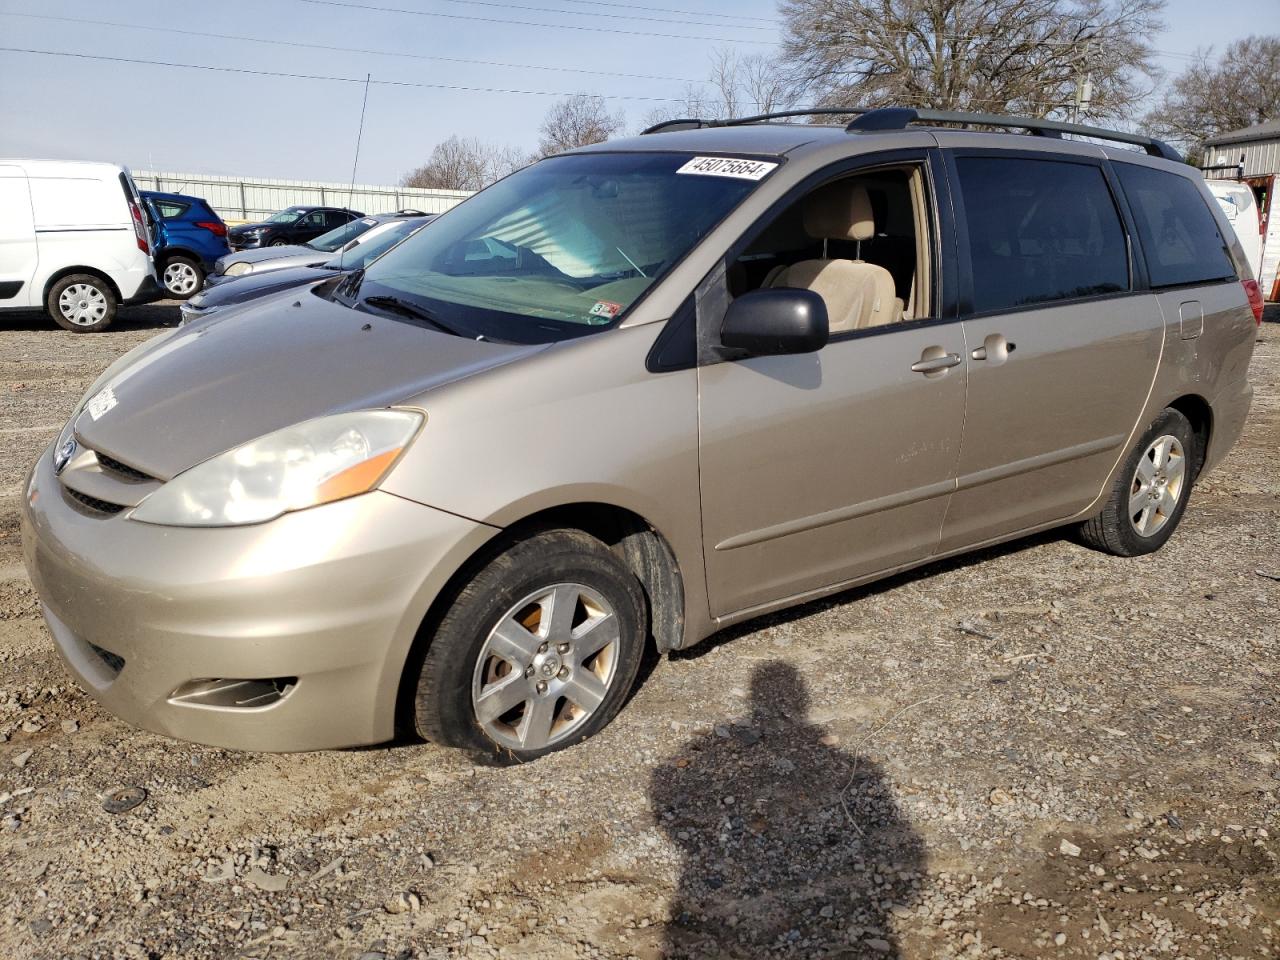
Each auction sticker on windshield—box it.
[676,157,778,180]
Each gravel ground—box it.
[0,302,1277,960]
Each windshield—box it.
[266,208,304,224]
[309,216,378,252]
[325,220,426,269]
[350,152,775,342]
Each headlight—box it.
[131,410,423,527]
[225,262,253,277]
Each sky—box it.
[0,0,1273,187]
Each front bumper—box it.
[20,449,496,751]
[229,235,264,251]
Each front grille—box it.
[88,642,126,676]
[66,488,126,515]
[96,452,154,483]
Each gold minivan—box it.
[21,109,1262,761]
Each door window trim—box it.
[943,147,1140,322]
[698,147,957,363]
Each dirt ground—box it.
[0,302,1276,960]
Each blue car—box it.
[142,191,231,300]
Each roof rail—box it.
[640,105,1182,162]
[848,108,1182,161]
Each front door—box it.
[697,152,967,618]
[937,151,1164,552]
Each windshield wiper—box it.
[360,295,471,337]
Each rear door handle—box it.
[971,333,1016,364]
[910,351,962,374]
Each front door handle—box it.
[910,349,962,376]
[970,333,1016,365]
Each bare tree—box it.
[401,136,524,192]
[537,95,625,157]
[1146,36,1280,151]
[777,0,1164,122]
[640,50,797,130]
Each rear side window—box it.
[155,200,189,219]
[1114,164,1236,288]
[955,156,1129,314]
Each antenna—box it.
[339,73,372,273]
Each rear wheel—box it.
[47,274,116,332]
[1079,408,1195,556]
[160,255,204,299]
[412,529,647,764]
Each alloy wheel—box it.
[1129,434,1186,537]
[163,261,200,296]
[471,583,620,752]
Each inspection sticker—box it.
[676,156,778,180]
[589,300,624,319]
[85,386,117,421]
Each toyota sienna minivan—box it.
[21,109,1261,762]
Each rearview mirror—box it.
[720,288,829,356]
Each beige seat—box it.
[766,182,899,333]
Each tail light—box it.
[196,220,228,237]
[1242,279,1264,325]
[127,199,149,254]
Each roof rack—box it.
[640,106,1182,163]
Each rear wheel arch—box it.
[42,266,122,305]
[1167,394,1212,479]
[393,502,686,737]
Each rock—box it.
[1054,932,1067,946]
[60,719,78,734]
[383,891,422,914]
[820,733,840,746]
[12,749,32,769]
[244,866,288,892]
[202,859,235,884]
[865,938,891,953]
[989,787,1013,805]
[1059,839,1082,857]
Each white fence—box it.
[133,170,471,224]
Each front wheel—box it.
[412,529,647,764]
[161,255,204,299]
[47,274,117,332]
[1079,408,1196,556]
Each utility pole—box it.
[1071,39,1094,122]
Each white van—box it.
[1206,179,1263,282]
[0,159,157,332]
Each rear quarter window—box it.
[1114,164,1236,288]
[954,156,1130,314]
[155,200,190,219]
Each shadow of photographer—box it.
[650,662,926,958]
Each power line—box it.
[295,0,772,44]
[531,0,776,25]
[0,47,690,101]
[321,0,774,31]
[1,12,705,84]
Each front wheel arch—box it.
[392,502,685,739]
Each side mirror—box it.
[720,288,829,356]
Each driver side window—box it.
[727,164,934,334]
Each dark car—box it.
[142,191,231,300]
[181,216,432,324]
[228,205,364,251]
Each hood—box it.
[74,290,544,480]
[197,265,337,309]
[220,244,316,269]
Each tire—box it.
[1079,408,1196,556]
[160,255,204,300]
[412,528,647,764]
[46,274,117,333]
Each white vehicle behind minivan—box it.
[0,159,157,332]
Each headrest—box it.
[803,181,875,242]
